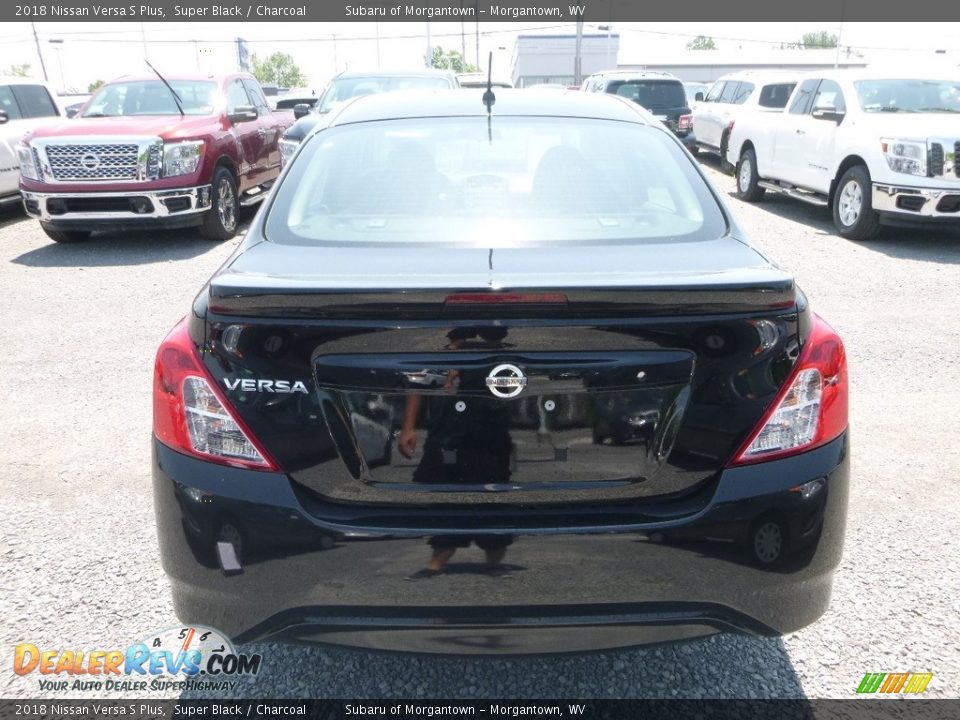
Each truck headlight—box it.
[880,139,927,176]
[17,144,40,181]
[279,138,300,167]
[162,140,204,178]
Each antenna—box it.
[482,51,495,113]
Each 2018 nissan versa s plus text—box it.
[153,89,849,655]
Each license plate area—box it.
[314,351,695,500]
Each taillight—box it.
[678,114,693,131]
[728,314,847,466]
[153,318,279,471]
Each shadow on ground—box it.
[180,634,806,699]
[10,210,256,268]
[698,154,960,265]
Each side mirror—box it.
[65,107,79,118]
[228,105,258,124]
[293,103,310,120]
[812,105,845,123]
[694,92,704,102]
[0,109,8,124]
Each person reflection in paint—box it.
[399,327,515,581]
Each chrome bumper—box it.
[872,183,960,218]
[21,185,212,222]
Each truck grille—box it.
[927,140,959,180]
[44,143,141,181]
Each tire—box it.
[200,166,239,241]
[40,223,91,244]
[735,148,766,202]
[833,165,881,241]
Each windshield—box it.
[267,116,725,247]
[607,81,688,110]
[81,80,218,117]
[855,79,960,113]
[318,76,453,113]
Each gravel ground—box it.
[2,160,959,700]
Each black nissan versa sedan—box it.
[152,89,849,655]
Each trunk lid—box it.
[200,238,800,510]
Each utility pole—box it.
[49,39,65,93]
[140,22,149,62]
[31,22,49,82]
[574,19,584,85]
[332,34,338,73]
[375,22,381,69]
[426,22,432,68]
[460,1,466,61]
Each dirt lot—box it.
[2,161,959,699]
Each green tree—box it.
[800,31,838,49]
[6,63,31,77]
[87,79,105,93]
[250,52,306,88]
[430,47,478,73]
[686,36,717,51]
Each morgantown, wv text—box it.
[344,705,588,717]
[345,5,587,19]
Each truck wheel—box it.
[735,149,765,202]
[40,224,91,244]
[833,165,881,241]
[200,167,239,241]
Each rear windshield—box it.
[82,80,217,117]
[267,116,726,247]
[606,80,687,110]
[319,76,453,113]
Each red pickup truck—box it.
[18,73,292,243]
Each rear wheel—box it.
[200,166,239,241]
[40,223,91,244]
[833,165,881,241]
[735,148,765,202]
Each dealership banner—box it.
[5,0,960,22]
[1,700,959,719]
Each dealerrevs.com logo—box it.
[14,626,262,693]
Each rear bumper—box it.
[153,433,850,655]
[21,184,211,230]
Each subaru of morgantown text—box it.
[152,89,850,655]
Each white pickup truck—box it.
[725,71,960,240]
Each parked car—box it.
[18,73,292,243]
[59,94,92,118]
[272,88,319,112]
[582,70,695,151]
[727,70,960,239]
[0,77,62,210]
[457,73,513,89]
[279,70,459,165]
[153,88,849,654]
[683,81,709,106]
[693,71,797,164]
